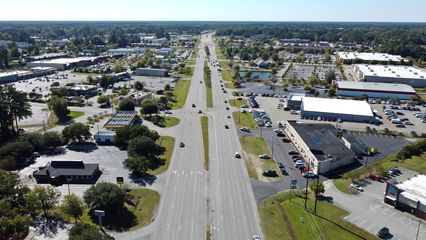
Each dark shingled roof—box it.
[287,121,356,162]
[34,161,99,178]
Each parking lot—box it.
[326,168,426,240]
[282,63,345,83]
[17,145,160,198]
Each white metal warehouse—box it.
[336,81,416,100]
[300,97,374,123]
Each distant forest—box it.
[0,21,424,62]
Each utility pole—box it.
[304,176,309,211]
[314,164,320,214]
[416,219,421,240]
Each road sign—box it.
[291,179,297,189]
[94,210,105,217]
[116,177,124,185]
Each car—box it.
[198,110,203,114]
[277,162,284,169]
[32,152,41,158]
[224,100,228,103]
[395,124,405,128]
[262,170,278,177]
[291,155,301,159]
[200,81,203,83]
[224,125,229,129]
[227,115,231,119]
[235,152,241,158]
[226,107,230,110]
[389,167,402,174]
[240,127,250,133]
[396,111,404,115]
[302,171,318,178]
[292,157,302,162]
[259,154,270,159]
[276,132,285,137]
[368,174,383,181]
[273,129,283,133]
[288,151,299,155]
[165,110,172,114]
[350,183,363,192]
[294,161,305,168]
[252,235,261,240]
[179,142,185,148]
[192,104,196,108]
[377,227,390,239]
[404,121,414,125]
[223,90,227,93]
[282,138,291,143]
[290,110,298,115]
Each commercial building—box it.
[127,91,152,107]
[286,93,305,110]
[30,66,56,77]
[353,64,426,88]
[33,160,101,184]
[0,70,32,84]
[253,58,269,68]
[107,48,146,56]
[336,81,416,100]
[104,111,140,130]
[336,52,404,64]
[94,131,116,144]
[135,68,169,77]
[25,52,68,62]
[284,121,356,174]
[301,97,374,123]
[68,85,99,98]
[384,175,426,220]
[27,57,101,70]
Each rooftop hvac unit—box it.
[414,72,418,75]
[396,75,400,77]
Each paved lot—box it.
[282,63,345,83]
[325,168,426,240]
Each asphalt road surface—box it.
[203,34,262,239]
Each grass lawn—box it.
[239,135,281,180]
[171,80,191,109]
[232,111,257,129]
[259,191,378,240]
[206,87,213,108]
[419,94,426,101]
[229,98,247,108]
[221,70,234,82]
[48,110,85,127]
[176,66,194,79]
[151,116,180,128]
[204,60,213,108]
[185,59,196,65]
[201,116,209,170]
[148,136,175,175]
[224,82,237,89]
[333,178,360,195]
[57,188,160,231]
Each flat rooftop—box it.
[32,57,98,65]
[104,111,137,128]
[302,97,374,117]
[355,64,426,80]
[287,121,355,162]
[337,52,404,62]
[0,70,32,78]
[397,175,426,204]
[336,81,416,94]
[288,93,305,102]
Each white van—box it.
[391,118,402,124]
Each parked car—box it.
[179,142,185,148]
[350,183,364,192]
[259,154,270,159]
[389,167,402,174]
[377,227,390,239]
[235,152,241,158]
[224,125,229,129]
[277,162,284,169]
[262,170,278,177]
[192,103,196,108]
[252,235,261,240]
[282,138,291,143]
[302,171,318,178]
[368,174,383,181]
[288,151,299,155]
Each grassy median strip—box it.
[232,111,258,129]
[148,136,175,175]
[204,60,213,108]
[239,135,281,180]
[172,80,191,109]
[229,98,247,108]
[259,191,377,240]
[176,66,194,79]
[201,116,209,170]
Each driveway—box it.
[324,168,426,240]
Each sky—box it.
[1,0,426,22]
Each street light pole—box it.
[314,164,320,214]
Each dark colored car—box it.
[262,170,278,177]
[226,107,230,110]
[179,142,185,148]
[198,110,202,114]
[224,125,229,129]
[369,174,383,181]
[192,104,196,108]
[389,167,402,174]
[276,132,285,137]
[288,151,299,155]
[377,227,390,239]
[292,155,301,159]
[277,162,284,169]
[282,138,291,143]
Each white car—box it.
[240,127,250,132]
[252,235,261,240]
[350,183,364,192]
[259,154,270,159]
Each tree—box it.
[134,81,144,91]
[0,140,34,168]
[324,70,336,84]
[141,102,159,117]
[124,155,152,175]
[164,84,171,91]
[50,87,69,98]
[303,84,312,91]
[158,96,168,109]
[113,62,126,73]
[48,97,69,121]
[42,131,63,151]
[69,222,114,240]
[377,167,389,178]
[127,136,165,158]
[309,182,325,195]
[97,95,110,106]
[114,125,160,149]
[0,85,32,137]
[0,199,32,240]
[83,182,126,213]
[100,74,114,89]
[61,194,84,222]
[118,98,135,111]
[62,123,92,143]
[26,186,61,216]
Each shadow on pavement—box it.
[32,216,68,238]
[130,173,157,186]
